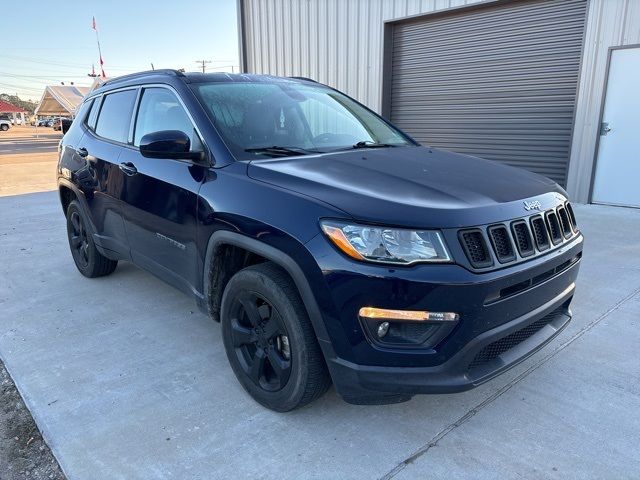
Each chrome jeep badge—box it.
[523,200,542,211]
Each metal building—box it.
[237,0,640,206]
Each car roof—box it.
[92,69,319,96]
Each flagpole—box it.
[92,17,106,78]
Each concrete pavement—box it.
[0,126,60,197]
[0,192,638,479]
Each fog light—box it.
[358,307,459,322]
[359,307,459,348]
[377,321,390,338]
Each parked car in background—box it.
[57,70,583,412]
[0,118,10,131]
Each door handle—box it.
[76,147,88,158]
[119,162,138,176]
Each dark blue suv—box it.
[58,70,583,411]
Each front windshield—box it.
[192,81,414,160]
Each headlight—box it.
[320,221,450,264]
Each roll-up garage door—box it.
[388,0,587,185]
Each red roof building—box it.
[0,100,26,113]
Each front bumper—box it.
[327,283,572,403]
[304,231,582,404]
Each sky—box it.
[0,0,239,101]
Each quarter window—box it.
[133,88,198,149]
[86,97,101,130]
[95,89,137,143]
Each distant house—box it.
[0,100,27,124]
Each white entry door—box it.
[592,47,640,208]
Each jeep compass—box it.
[57,70,583,411]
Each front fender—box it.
[202,230,333,347]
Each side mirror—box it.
[139,130,204,161]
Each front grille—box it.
[545,211,563,245]
[530,216,550,251]
[457,201,579,271]
[511,221,534,257]
[469,307,564,370]
[557,206,572,238]
[565,202,577,231]
[487,226,515,263]
[459,230,493,268]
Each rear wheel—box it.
[221,262,331,411]
[0,124,8,131]
[66,200,117,277]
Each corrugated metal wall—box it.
[566,0,640,202]
[241,0,491,111]
[388,0,586,185]
[239,0,640,202]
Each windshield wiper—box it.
[352,141,398,149]
[244,146,319,157]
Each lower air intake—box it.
[469,306,565,371]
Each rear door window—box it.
[95,89,137,143]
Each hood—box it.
[247,146,565,228]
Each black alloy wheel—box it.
[69,210,90,269]
[221,262,331,411]
[229,291,292,391]
[65,200,117,277]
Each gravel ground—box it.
[0,360,65,480]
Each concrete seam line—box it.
[379,286,640,480]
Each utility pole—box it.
[196,59,212,73]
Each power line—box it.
[0,80,43,89]
[196,59,212,73]
[0,87,40,95]
[0,47,94,51]
[0,71,91,79]
[0,53,143,71]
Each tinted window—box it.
[73,99,93,127]
[86,97,101,130]
[134,88,196,149]
[95,89,137,143]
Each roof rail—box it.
[101,69,185,87]
[288,76,317,83]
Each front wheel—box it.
[0,124,8,131]
[66,200,117,277]
[221,262,331,411]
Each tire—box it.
[65,200,117,277]
[221,262,331,411]
[0,124,8,131]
